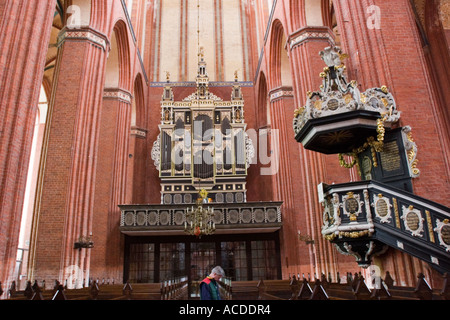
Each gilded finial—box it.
[198,46,204,58]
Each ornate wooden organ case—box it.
[151,56,254,205]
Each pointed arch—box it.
[268,19,288,88]
[268,19,293,90]
[132,73,146,128]
[108,19,132,92]
[257,71,269,128]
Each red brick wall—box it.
[31,38,108,285]
[0,0,56,291]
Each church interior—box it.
[1,0,449,300]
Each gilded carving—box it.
[392,197,401,228]
[434,219,450,252]
[342,192,363,222]
[401,205,425,237]
[293,46,400,138]
[425,210,435,243]
[372,193,392,224]
[401,126,420,178]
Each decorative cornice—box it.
[130,127,148,139]
[103,88,133,104]
[288,26,335,50]
[149,81,254,88]
[269,86,294,102]
[57,27,110,52]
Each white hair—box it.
[211,266,225,276]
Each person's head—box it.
[210,266,225,281]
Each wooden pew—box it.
[309,279,329,300]
[257,279,292,300]
[414,273,433,300]
[230,281,259,300]
[124,283,162,300]
[5,270,447,301]
[296,278,313,300]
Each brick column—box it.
[28,26,110,288]
[267,87,306,277]
[0,0,56,292]
[90,89,132,282]
[287,26,354,278]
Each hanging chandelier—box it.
[185,189,215,237]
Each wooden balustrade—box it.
[218,277,232,300]
[161,276,189,300]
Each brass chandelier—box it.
[184,189,215,237]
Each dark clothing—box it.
[199,276,221,300]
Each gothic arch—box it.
[106,19,132,92]
[127,73,148,205]
[269,19,292,89]
[268,19,291,89]
[257,71,269,128]
[132,73,146,128]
